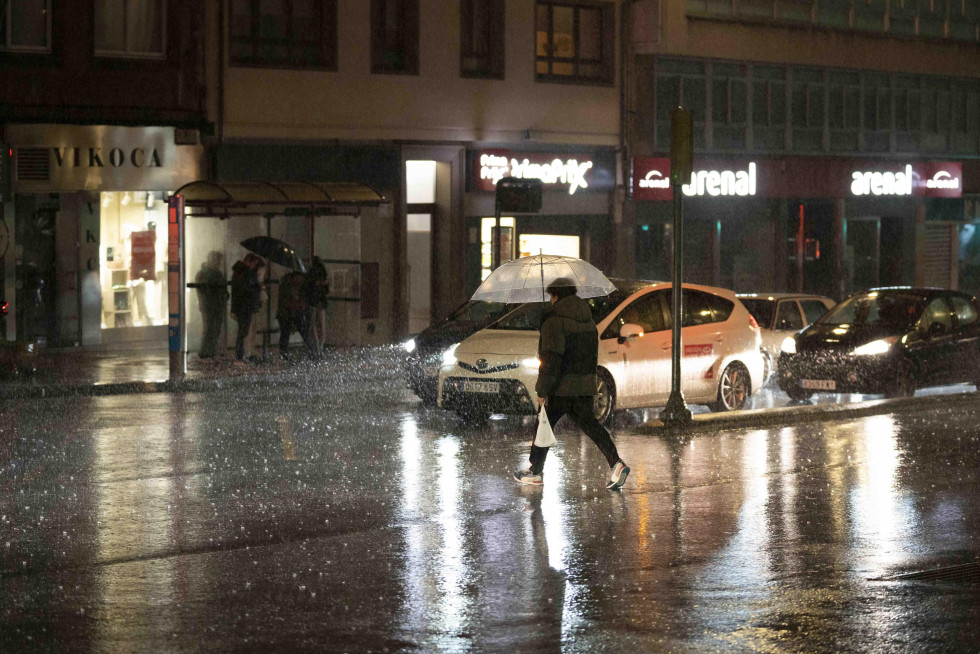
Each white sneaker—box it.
[513,468,543,485]
[606,461,630,490]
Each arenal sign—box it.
[632,157,962,201]
[472,149,614,195]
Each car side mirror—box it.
[618,323,644,344]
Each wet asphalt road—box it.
[1,349,979,652]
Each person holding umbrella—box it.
[514,277,630,490]
[231,253,265,363]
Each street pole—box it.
[167,194,186,382]
[660,107,693,427]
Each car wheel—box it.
[786,386,814,402]
[594,369,616,424]
[886,362,915,399]
[710,363,750,412]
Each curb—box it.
[638,389,980,436]
[0,374,271,400]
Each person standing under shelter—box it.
[277,268,320,361]
[231,253,264,363]
[195,251,228,360]
[514,278,630,490]
[305,256,330,351]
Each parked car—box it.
[777,287,980,401]
[737,292,835,384]
[438,281,765,423]
[403,299,520,406]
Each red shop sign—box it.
[632,157,962,201]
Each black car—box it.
[777,287,980,400]
[403,300,520,406]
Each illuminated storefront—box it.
[5,124,204,345]
[467,148,615,290]
[631,155,966,298]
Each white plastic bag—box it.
[534,404,557,447]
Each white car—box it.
[736,293,835,384]
[438,281,765,423]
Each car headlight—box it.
[402,338,416,354]
[852,337,897,356]
[780,336,797,354]
[521,357,541,369]
[441,343,460,366]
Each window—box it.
[603,291,668,339]
[460,0,504,79]
[775,301,805,331]
[1,0,50,52]
[95,0,166,58]
[371,0,419,75]
[800,300,829,324]
[535,0,614,85]
[680,290,722,327]
[230,0,337,69]
[950,295,979,328]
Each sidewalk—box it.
[0,342,276,398]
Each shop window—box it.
[95,0,166,58]
[1,0,50,53]
[405,160,436,203]
[480,217,514,281]
[230,0,337,69]
[535,0,614,86]
[371,0,419,75]
[518,234,580,259]
[460,0,504,79]
[99,191,170,329]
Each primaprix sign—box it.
[472,149,614,195]
[632,157,962,201]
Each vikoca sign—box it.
[633,157,962,200]
[471,149,614,195]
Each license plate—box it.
[802,379,836,391]
[463,381,499,394]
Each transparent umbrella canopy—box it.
[471,254,616,303]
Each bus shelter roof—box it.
[172,180,388,218]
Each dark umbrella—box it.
[240,236,306,272]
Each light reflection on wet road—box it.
[1,358,978,652]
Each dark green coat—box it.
[535,294,598,398]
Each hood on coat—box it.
[546,294,593,324]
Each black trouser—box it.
[279,309,319,359]
[234,311,253,361]
[200,303,224,357]
[528,395,619,475]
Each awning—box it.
[172,180,388,217]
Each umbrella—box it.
[471,254,615,303]
[240,236,306,272]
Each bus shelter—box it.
[167,181,388,380]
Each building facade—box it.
[214,0,625,344]
[624,0,980,300]
[0,0,209,346]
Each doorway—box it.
[406,161,436,334]
[846,217,880,294]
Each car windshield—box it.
[739,299,775,328]
[819,292,925,327]
[447,300,513,323]
[490,290,633,331]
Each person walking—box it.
[230,253,264,363]
[514,278,630,490]
[304,256,330,351]
[195,251,228,360]
[277,269,320,361]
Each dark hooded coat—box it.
[535,294,599,398]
